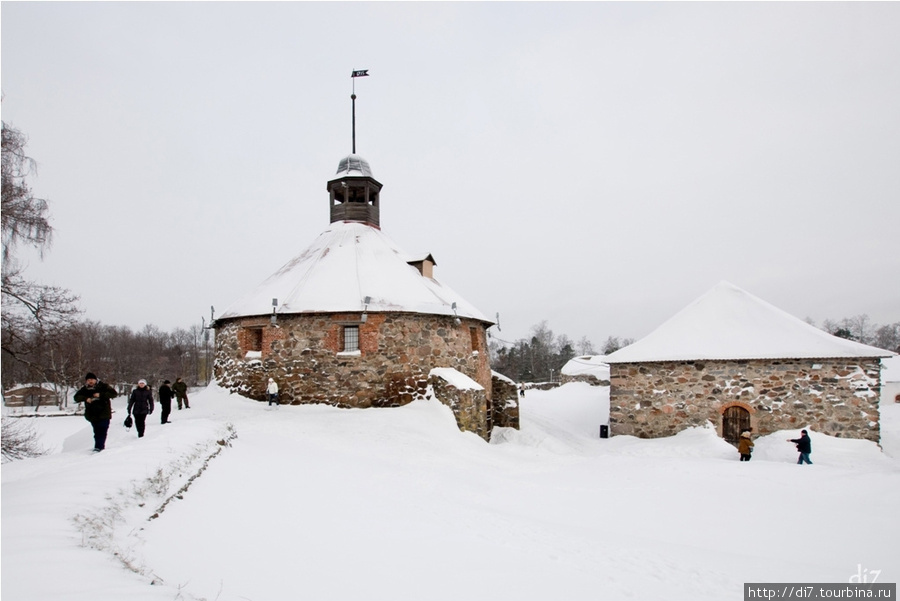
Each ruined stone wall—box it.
[609,358,882,442]
[429,372,489,440]
[491,372,520,430]
[560,373,610,386]
[522,382,561,392]
[214,312,492,426]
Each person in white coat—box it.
[267,378,279,406]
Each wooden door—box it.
[722,406,750,444]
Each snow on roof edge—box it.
[605,281,896,364]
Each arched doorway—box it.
[722,405,751,444]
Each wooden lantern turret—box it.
[327,154,382,228]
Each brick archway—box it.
[718,401,756,442]
[720,401,755,415]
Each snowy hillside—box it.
[3,383,899,601]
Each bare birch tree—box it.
[1,120,80,389]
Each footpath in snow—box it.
[2,382,899,601]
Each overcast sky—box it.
[2,2,899,348]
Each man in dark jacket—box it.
[74,372,118,452]
[173,377,190,409]
[158,380,174,424]
[127,379,154,438]
[788,429,813,465]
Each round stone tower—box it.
[212,149,516,439]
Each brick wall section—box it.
[236,319,287,356]
[609,358,882,442]
[214,312,512,438]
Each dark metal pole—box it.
[351,93,357,154]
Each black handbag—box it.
[124,415,133,428]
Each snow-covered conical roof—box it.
[218,221,490,323]
[605,281,895,363]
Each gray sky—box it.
[2,2,899,347]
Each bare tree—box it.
[1,121,52,265]
[844,314,874,345]
[822,315,873,343]
[1,120,80,389]
[2,267,80,375]
[874,323,900,353]
[1,418,46,462]
[817,315,898,351]
[601,335,635,354]
[577,336,596,356]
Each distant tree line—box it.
[490,313,900,384]
[1,320,213,406]
[488,320,635,383]
[816,315,900,353]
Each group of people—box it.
[74,372,190,453]
[736,428,813,465]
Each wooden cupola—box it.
[327,154,383,228]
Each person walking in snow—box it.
[787,429,812,465]
[267,378,279,406]
[127,379,154,438]
[73,372,118,453]
[158,379,174,424]
[173,377,190,409]
[738,431,754,462]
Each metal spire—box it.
[350,69,369,154]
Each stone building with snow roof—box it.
[213,153,518,439]
[605,281,896,444]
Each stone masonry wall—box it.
[214,312,494,436]
[491,372,520,430]
[609,359,882,442]
[429,373,489,440]
[560,373,610,386]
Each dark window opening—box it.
[348,187,365,203]
[247,328,263,352]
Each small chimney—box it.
[408,254,437,278]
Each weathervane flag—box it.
[351,69,369,78]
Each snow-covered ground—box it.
[3,382,899,601]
